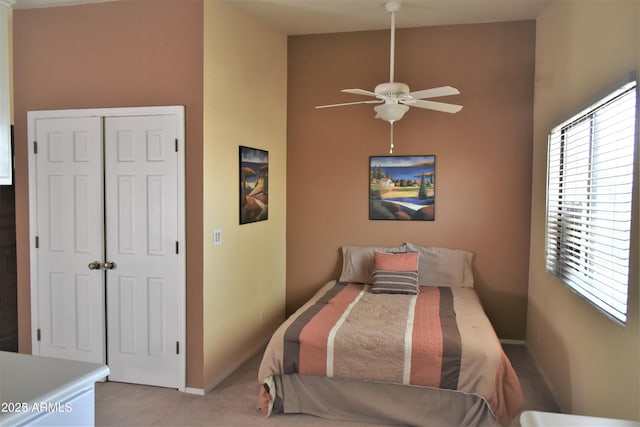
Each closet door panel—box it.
[104,115,180,388]
[33,117,105,364]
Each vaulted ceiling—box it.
[225,0,549,35]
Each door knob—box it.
[88,261,102,270]
[104,261,116,270]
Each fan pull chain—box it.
[389,122,395,154]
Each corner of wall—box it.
[202,1,287,387]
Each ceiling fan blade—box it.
[402,99,463,114]
[405,86,460,100]
[341,88,378,97]
[316,100,383,109]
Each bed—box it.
[258,243,524,427]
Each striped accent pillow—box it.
[370,269,419,295]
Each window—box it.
[545,79,637,326]
[0,1,13,185]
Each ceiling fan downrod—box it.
[385,1,401,83]
[386,1,400,155]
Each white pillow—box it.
[405,242,474,287]
[339,245,407,284]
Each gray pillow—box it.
[338,245,407,284]
[405,242,474,287]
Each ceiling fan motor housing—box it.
[375,82,410,98]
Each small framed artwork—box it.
[369,155,435,221]
[240,146,269,224]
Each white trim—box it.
[27,106,186,392]
[174,107,186,393]
[184,387,206,396]
[26,105,184,120]
[27,111,38,355]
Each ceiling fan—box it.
[315,0,463,153]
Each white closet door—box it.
[34,117,105,364]
[104,115,180,388]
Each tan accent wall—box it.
[202,1,287,389]
[528,0,640,419]
[12,0,205,388]
[287,21,535,339]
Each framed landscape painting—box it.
[369,155,435,221]
[240,146,268,224]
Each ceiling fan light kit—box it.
[374,103,409,122]
[315,0,463,153]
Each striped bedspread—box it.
[259,281,523,426]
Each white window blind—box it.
[0,1,14,185]
[545,80,637,326]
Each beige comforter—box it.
[259,281,523,427]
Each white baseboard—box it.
[184,387,206,395]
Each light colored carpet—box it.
[95,343,559,427]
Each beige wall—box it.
[287,21,536,339]
[202,1,287,389]
[528,0,640,419]
[12,0,205,388]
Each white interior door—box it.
[104,115,181,388]
[32,116,105,364]
[29,107,185,390]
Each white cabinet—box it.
[521,410,640,427]
[0,351,109,426]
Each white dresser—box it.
[521,410,640,427]
[0,351,109,426]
